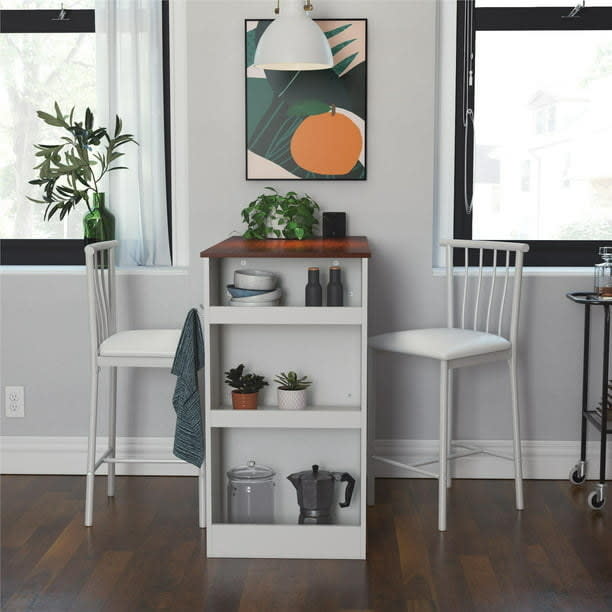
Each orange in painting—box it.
[290,106,362,175]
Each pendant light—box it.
[253,0,333,71]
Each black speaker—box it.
[322,212,347,238]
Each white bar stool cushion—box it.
[369,328,511,361]
[99,329,181,358]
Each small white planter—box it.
[277,388,307,411]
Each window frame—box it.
[454,2,612,266]
[0,3,173,266]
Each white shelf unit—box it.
[201,238,370,559]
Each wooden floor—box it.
[1,476,610,611]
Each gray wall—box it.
[0,0,597,442]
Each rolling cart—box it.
[566,292,610,510]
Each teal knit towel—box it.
[171,308,205,467]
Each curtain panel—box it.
[96,0,171,266]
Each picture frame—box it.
[245,18,368,181]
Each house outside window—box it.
[0,0,172,265]
[455,0,612,265]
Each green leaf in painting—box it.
[333,52,358,76]
[324,23,352,39]
[331,39,356,56]
[245,26,258,67]
[287,100,330,117]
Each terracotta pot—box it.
[232,391,258,410]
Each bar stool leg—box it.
[447,368,453,489]
[509,355,524,511]
[85,365,99,527]
[438,361,449,531]
[107,367,117,497]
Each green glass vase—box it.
[83,192,115,246]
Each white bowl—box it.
[229,298,281,307]
[229,287,282,303]
[234,269,277,291]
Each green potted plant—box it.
[28,102,137,244]
[225,364,268,410]
[241,187,320,240]
[274,371,312,411]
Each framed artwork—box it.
[245,19,367,180]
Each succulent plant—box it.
[274,371,312,391]
[224,364,268,394]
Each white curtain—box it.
[96,0,171,266]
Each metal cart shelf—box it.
[566,292,610,510]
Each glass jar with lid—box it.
[227,460,275,524]
[594,246,612,299]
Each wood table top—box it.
[200,236,371,259]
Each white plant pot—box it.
[268,214,284,238]
[277,388,307,411]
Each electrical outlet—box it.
[5,386,24,418]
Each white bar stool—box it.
[84,240,205,528]
[368,239,529,531]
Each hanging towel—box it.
[171,308,205,467]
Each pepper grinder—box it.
[327,266,343,306]
[305,267,323,306]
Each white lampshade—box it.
[253,0,333,71]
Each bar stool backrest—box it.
[85,240,118,360]
[441,239,529,346]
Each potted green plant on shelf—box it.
[274,371,312,411]
[28,102,137,244]
[225,364,268,410]
[241,187,320,240]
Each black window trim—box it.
[454,2,612,267]
[0,2,172,266]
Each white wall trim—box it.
[433,0,457,268]
[2,436,609,480]
[374,439,611,480]
[0,436,199,476]
[0,266,189,276]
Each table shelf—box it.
[207,524,364,559]
[210,405,362,429]
[584,410,612,434]
[206,306,363,325]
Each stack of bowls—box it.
[227,269,281,306]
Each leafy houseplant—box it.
[225,364,268,410]
[241,187,320,240]
[29,102,137,244]
[274,371,312,411]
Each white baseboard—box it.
[0,436,198,476]
[374,439,612,480]
[1,436,609,480]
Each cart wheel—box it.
[569,466,585,485]
[587,490,606,510]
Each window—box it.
[455,1,612,265]
[0,1,172,265]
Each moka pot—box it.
[287,464,355,524]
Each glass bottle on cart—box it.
[594,246,612,299]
